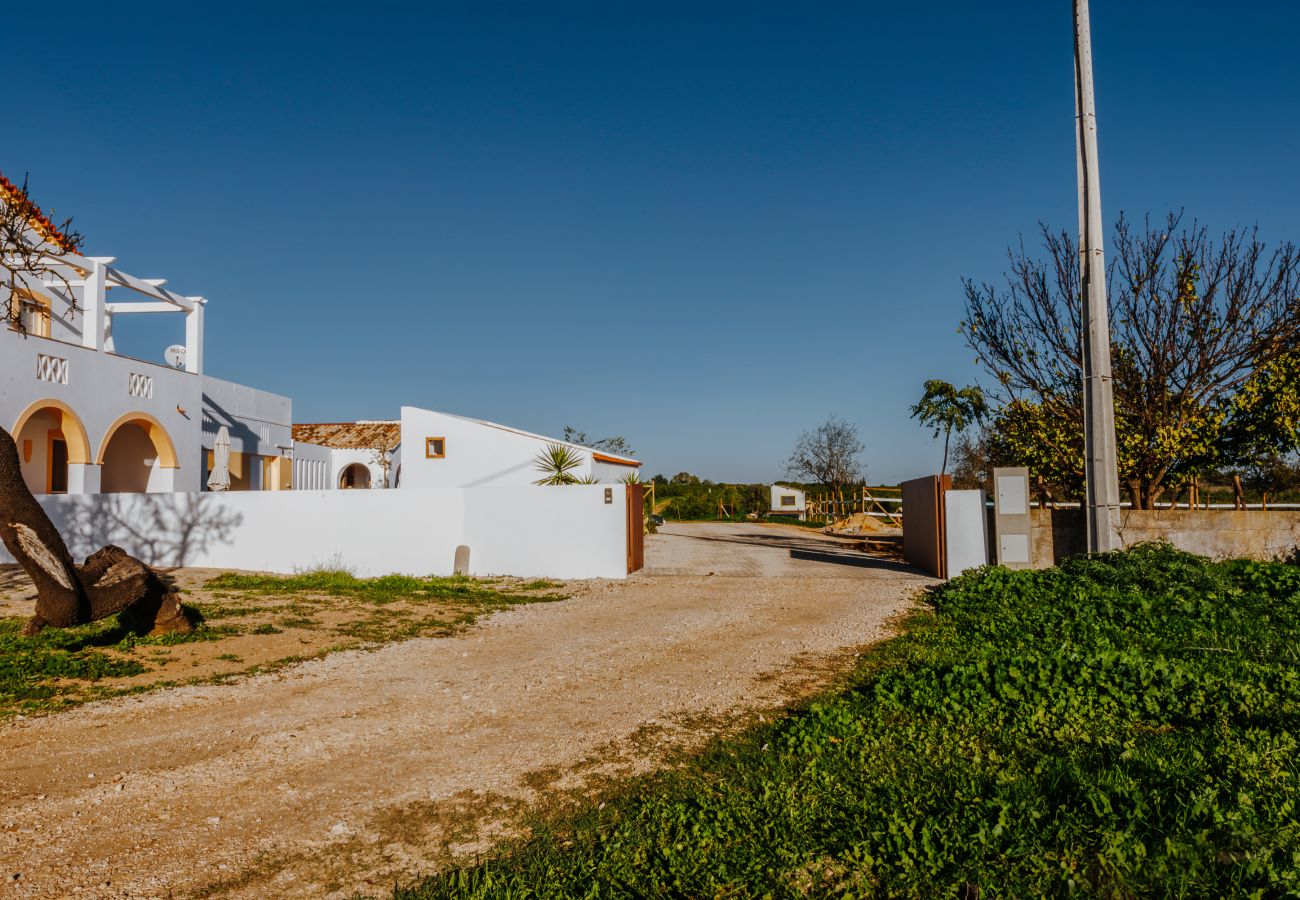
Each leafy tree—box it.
[964,213,1300,508]
[784,416,864,492]
[1237,453,1300,504]
[909,380,989,475]
[670,472,701,485]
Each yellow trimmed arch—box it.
[12,399,92,465]
[96,412,179,469]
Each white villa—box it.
[292,407,640,492]
[0,173,293,498]
[2,174,639,499]
[1,174,645,579]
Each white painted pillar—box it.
[80,259,109,350]
[147,464,175,493]
[102,309,116,353]
[184,298,205,374]
[66,463,101,495]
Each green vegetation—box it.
[653,482,771,520]
[909,379,989,475]
[400,545,1300,897]
[533,443,587,486]
[0,572,566,718]
[961,215,1300,509]
[205,570,557,607]
[0,607,218,715]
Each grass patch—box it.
[399,545,1300,897]
[0,613,235,716]
[205,570,537,606]
[0,570,568,719]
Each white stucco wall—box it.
[462,486,629,579]
[3,486,632,579]
[590,459,641,484]
[201,376,293,459]
[398,406,640,489]
[770,485,806,513]
[0,327,203,492]
[291,442,333,491]
[291,443,396,490]
[1,328,292,497]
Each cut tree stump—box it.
[0,426,195,637]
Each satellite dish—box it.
[165,345,187,369]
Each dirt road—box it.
[0,523,930,898]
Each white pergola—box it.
[21,250,206,374]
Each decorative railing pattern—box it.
[36,353,69,385]
[128,372,155,399]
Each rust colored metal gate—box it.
[626,484,645,574]
[901,474,951,578]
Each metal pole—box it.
[1073,0,1121,552]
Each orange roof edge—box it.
[592,452,641,467]
[0,172,79,253]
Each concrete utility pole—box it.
[1073,0,1121,552]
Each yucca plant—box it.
[533,443,586,485]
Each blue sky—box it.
[7,2,1300,482]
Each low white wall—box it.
[2,486,630,579]
[463,486,629,580]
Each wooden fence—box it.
[805,485,902,527]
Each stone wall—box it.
[1031,509,1300,567]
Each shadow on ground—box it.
[671,527,921,575]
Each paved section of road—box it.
[0,523,932,898]
[643,521,910,578]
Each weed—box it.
[399,545,1300,898]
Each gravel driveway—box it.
[0,522,931,898]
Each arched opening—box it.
[12,400,91,495]
[339,463,371,490]
[97,413,179,494]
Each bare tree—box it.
[949,430,991,493]
[784,416,864,491]
[367,446,394,488]
[1,173,82,332]
[562,427,635,456]
[963,213,1300,508]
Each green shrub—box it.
[400,544,1300,897]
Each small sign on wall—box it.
[604,488,613,504]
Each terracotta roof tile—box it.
[292,421,400,451]
[0,173,80,254]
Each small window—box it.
[16,292,51,338]
[425,437,445,458]
[780,494,797,507]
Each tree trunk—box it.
[941,429,950,476]
[1126,480,1143,510]
[0,426,194,637]
[1233,475,1245,510]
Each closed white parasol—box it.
[207,426,231,492]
